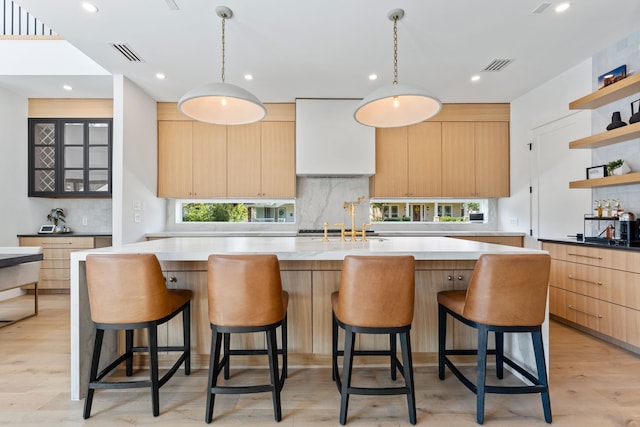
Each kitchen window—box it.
[178,200,295,223]
[371,200,487,223]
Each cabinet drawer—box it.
[20,236,95,248]
[551,288,621,340]
[543,242,640,273]
[40,268,70,281]
[551,259,640,308]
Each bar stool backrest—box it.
[86,253,172,324]
[463,254,551,327]
[335,255,415,328]
[207,254,285,327]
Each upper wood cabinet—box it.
[158,103,296,199]
[371,123,442,197]
[158,121,227,198]
[441,122,509,197]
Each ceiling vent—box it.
[109,43,144,62]
[482,59,514,72]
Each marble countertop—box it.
[146,230,525,238]
[72,235,543,262]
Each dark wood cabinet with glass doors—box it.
[28,119,112,197]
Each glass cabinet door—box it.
[29,118,112,197]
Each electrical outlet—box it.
[82,217,88,226]
[134,213,142,223]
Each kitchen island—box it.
[70,236,546,400]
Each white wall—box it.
[0,87,31,245]
[112,75,165,245]
[500,58,593,247]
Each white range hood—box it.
[295,99,375,176]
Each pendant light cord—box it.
[392,15,398,85]
[220,15,226,83]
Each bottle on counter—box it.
[594,200,602,217]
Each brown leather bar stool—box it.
[206,254,288,423]
[437,253,552,424]
[83,253,192,419]
[332,255,416,425]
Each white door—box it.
[531,111,592,240]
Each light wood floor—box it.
[1,295,640,426]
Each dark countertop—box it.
[538,237,640,252]
[17,233,112,238]
[0,253,44,268]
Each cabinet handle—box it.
[567,275,603,286]
[568,304,603,319]
[447,275,464,281]
[458,275,463,281]
[567,252,603,260]
[168,276,177,283]
[41,242,73,246]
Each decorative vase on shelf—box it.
[606,111,627,131]
[611,162,631,175]
[630,99,640,124]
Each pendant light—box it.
[354,9,442,128]
[178,6,266,125]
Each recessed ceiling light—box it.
[156,73,166,80]
[244,74,253,81]
[471,75,481,82]
[368,74,378,81]
[82,2,98,13]
[63,85,73,91]
[555,2,570,13]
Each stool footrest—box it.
[211,384,274,395]
[348,386,410,396]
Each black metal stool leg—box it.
[339,328,356,425]
[495,331,504,379]
[400,331,416,425]
[332,312,339,382]
[205,330,222,423]
[125,329,134,376]
[476,325,489,425]
[438,305,447,380]
[282,314,288,380]
[223,332,231,379]
[83,328,104,420]
[148,324,160,417]
[390,332,397,380]
[267,327,282,421]
[183,303,191,375]
[532,330,552,423]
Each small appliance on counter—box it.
[583,213,640,247]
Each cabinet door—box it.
[261,122,296,198]
[158,121,193,198]
[475,122,510,197]
[227,123,262,197]
[408,122,442,197]
[192,122,227,198]
[371,127,408,197]
[441,122,475,197]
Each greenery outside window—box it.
[179,200,295,223]
[370,200,486,223]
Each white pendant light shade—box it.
[178,82,266,125]
[354,83,442,128]
[177,6,265,125]
[355,8,442,128]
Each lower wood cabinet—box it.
[19,235,112,290]
[543,242,640,351]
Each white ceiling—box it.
[3,0,640,103]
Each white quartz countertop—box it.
[145,230,525,238]
[72,236,543,262]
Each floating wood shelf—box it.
[569,122,640,149]
[569,72,640,110]
[569,172,640,189]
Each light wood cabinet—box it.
[543,241,640,352]
[227,122,296,198]
[19,235,112,290]
[441,122,510,197]
[372,119,509,198]
[371,123,442,197]
[158,121,227,198]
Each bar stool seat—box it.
[332,255,416,425]
[83,253,192,419]
[205,254,288,423]
[437,253,552,424]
